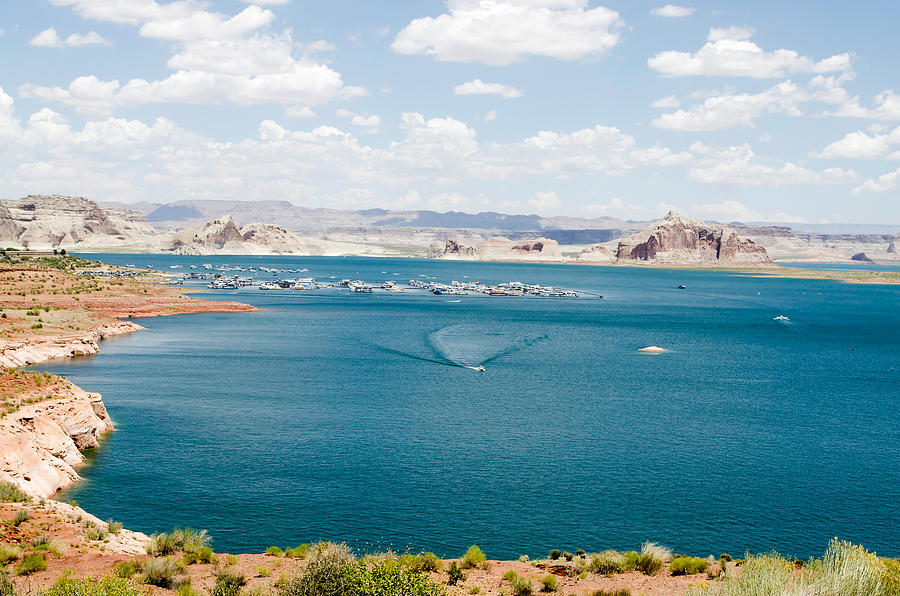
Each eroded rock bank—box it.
[0,372,114,498]
[0,322,143,368]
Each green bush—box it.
[540,574,558,592]
[113,561,139,579]
[15,553,47,575]
[146,528,210,556]
[343,562,446,596]
[399,552,442,572]
[0,545,21,565]
[588,550,626,575]
[141,557,182,588]
[636,542,672,576]
[548,549,561,561]
[285,544,310,559]
[460,545,486,570]
[719,553,733,562]
[563,552,573,562]
[210,571,245,596]
[38,575,143,596]
[587,590,630,596]
[277,542,355,596]
[575,549,585,557]
[502,571,533,596]
[0,481,29,503]
[669,556,709,576]
[266,546,284,556]
[197,546,215,564]
[106,521,122,535]
[13,510,30,527]
[446,561,465,586]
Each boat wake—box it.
[427,324,547,370]
[371,324,547,372]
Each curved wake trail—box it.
[368,344,466,369]
[427,324,548,369]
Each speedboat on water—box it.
[466,365,485,372]
[773,315,790,321]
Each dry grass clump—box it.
[460,545,487,570]
[682,539,899,596]
[146,528,210,557]
[0,481,30,503]
[636,542,673,575]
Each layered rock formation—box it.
[0,378,113,498]
[167,216,327,255]
[0,195,156,250]
[428,237,563,261]
[613,212,773,265]
[0,322,143,368]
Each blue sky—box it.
[1,0,899,223]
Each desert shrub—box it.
[266,546,284,556]
[197,546,215,564]
[30,535,64,557]
[146,528,210,556]
[0,571,14,596]
[278,542,354,596]
[446,561,465,586]
[285,544,310,559]
[503,571,533,596]
[0,481,29,503]
[38,575,142,596]
[720,553,733,562]
[0,545,21,565]
[548,549,561,561]
[621,551,640,570]
[459,545,486,570]
[670,557,709,576]
[563,552,573,562]
[636,542,672,576]
[106,521,122,535]
[540,574,558,592]
[113,561,139,579]
[210,571,245,596]
[175,583,197,596]
[343,562,446,596]
[399,552,442,572]
[13,510,30,527]
[587,591,630,596]
[519,555,530,563]
[807,538,897,596]
[576,549,585,556]
[589,550,626,575]
[142,557,182,588]
[15,553,47,575]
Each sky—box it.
[1,1,899,224]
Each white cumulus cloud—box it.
[392,0,624,65]
[651,5,695,17]
[454,79,523,99]
[648,27,852,78]
[30,28,112,48]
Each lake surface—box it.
[34,255,900,559]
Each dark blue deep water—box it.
[32,255,900,559]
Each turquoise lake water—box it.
[33,255,899,559]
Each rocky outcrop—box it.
[613,212,773,265]
[576,243,615,263]
[0,195,156,250]
[0,380,113,498]
[0,322,144,368]
[428,237,563,261]
[168,216,325,255]
[851,252,875,263]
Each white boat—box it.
[258,283,281,290]
[466,365,485,372]
[773,315,790,321]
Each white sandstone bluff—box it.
[428,237,564,261]
[0,322,144,368]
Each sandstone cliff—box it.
[0,322,143,368]
[428,237,563,261]
[0,195,156,250]
[612,212,773,265]
[0,374,112,498]
[167,216,330,255]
